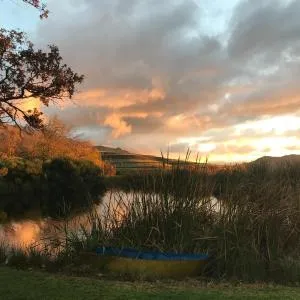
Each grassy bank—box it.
[1,267,299,300]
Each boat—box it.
[79,247,209,279]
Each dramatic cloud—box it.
[29,0,300,161]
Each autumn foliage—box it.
[1,118,97,162]
[0,29,83,128]
[0,119,116,218]
[0,120,116,176]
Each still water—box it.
[0,192,116,248]
[0,191,219,248]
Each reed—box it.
[71,158,300,282]
[2,155,300,283]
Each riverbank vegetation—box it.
[0,122,299,283]
[73,160,300,283]
[1,157,300,284]
[0,120,111,218]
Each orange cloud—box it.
[66,83,166,138]
[104,113,132,138]
[75,83,165,110]
[231,88,300,117]
[165,113,211,134]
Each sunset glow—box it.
[3,0,300,162]
[19,97,41,113]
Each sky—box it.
[2,0,300,162]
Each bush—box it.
[0,158,43,217]
[42,158,106,217]
[0,156,106,218]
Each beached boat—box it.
[80,247,209,279]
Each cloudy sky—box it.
[2,0,300,162]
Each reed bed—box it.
[1,156,300,283]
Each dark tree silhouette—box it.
[0,29,84,129]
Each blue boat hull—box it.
[79,247,210,279]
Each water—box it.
[0,191,134,248]
[0,191,219,248]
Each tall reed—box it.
[19,157,300,282]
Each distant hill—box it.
[251,154,300,168]
[96,145,219,174]
[96,145,172,174]
[97,146,300,174]
[96,145,130,155]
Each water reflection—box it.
[0,191,219,248]
[0,221,43,246]
[0,192,127,248]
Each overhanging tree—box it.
[0,29,84,129]
[22,0,49,19]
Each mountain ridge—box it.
[97,145,300,164]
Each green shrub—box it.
[0,158,43,217]
[42,158,106,217]
[0,156,106,219]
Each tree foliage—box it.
[0,157,106,218]
[0,119,103,165]
[43,158,106,217]
[22,0,49,19]
[0,119,116,175]
[0,119,114,218]
[0,29,83,128]
[0,157,43,216]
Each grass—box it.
[0,267,300,300]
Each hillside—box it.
[96,146,221,174]
[96,146,172,174]
[251,154,300,168]
[97,146,300,174]
[97,145,130,155]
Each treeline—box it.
[0,119,113,219]
[0,157,106,219]
[0,118,115,175]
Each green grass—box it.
[0,267,299,300]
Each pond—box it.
[0,191,117,248]
[0,191,220,249]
